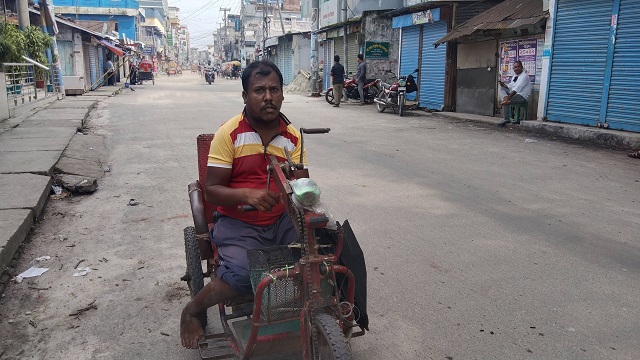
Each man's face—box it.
[513,62,523,75]
[242,71,283,124]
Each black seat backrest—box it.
[406,74,418,93]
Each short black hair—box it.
[514,60,523,66]
[334,55,340,62]
[241,60,283,92]
[357,54,364,61]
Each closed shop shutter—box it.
[57,40,74,76]
[334,36,345,73]
[546,0,612,125]
[283,40,293,85]
[605,0,640,132]
[400,26,420,101]
[88,45,98,90]
[323,39,333,92]
[347,33,359,76]
[419,21,447,110]
[98,47,105,86]
[82,43,91,91]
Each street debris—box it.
[14,256,51,283]
[102,165,112,173]
[52,185,63,195]
[525,138,539,143]
[160,332,170,337]
[74,259,86,268]
[128,199,140,206]
[28,319,37,328]
[59,235,68,241]
[73,267,91,277]
[58,175,98,194]
[28,286,50,291]
[69,300,97,316]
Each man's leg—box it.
[358,82,365,104]
[180,277,238,348]
[334,84,342,106]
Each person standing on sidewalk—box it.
[105,56,115,86]
[330,55,345,107]
[354,54,367,106]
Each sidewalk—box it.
[0,86,120,287]
[433,111,640,150]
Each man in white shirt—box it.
[497,60,532,127]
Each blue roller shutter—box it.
[89,45,98,90]
[400,26,420,101]
[419,21,447,110]
[98,47,105,86]
[546,0,612,125]
[605,0,640,132]
[323,40,333,92]
[283,40,293,85]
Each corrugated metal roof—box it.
[435,0,548,45]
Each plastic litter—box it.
[73,267,91,277]
[14,256,51,283]
[525,138,539,143]
[52,185,62,195]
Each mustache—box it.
[262,104,278,110]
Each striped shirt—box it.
[208,112,306,226]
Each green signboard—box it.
[365,41,390,59]
[167,34,173,46]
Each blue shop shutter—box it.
[605,0,640,132]
[323,39,332,92]
[546,0,611,125]
[97,47,105,86]
[400,26,420,101]
[89,45,98,90]
[419,21,447,110]
[283,40,293,85]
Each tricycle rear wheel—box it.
[325,89,335,104]
[184,226,207,328]
[314,313,351,360]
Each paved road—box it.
[1,72,639,360]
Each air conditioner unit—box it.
[63,76,86,95]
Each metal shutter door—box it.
[400,26,420,101]
[334,37,345,74]
[283,40,293,85]
[347,33,359,76]
[546,0,612,125]
[98,47,105,86]
[605,1,640,132]
[57,40,74,76]
[323,39,333,92]
[89,45,98,90]
[83,43,91,91]
[419,21,447,110]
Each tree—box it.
[0,23,27,64]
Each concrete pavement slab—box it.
[0,127,77,139]
[16,118,82,129]
[0,151,61,175]
[0,137,72,152]
[27,108,89,121]
[47,100,97,109]
[55,155,103,179]
[0,209,33,272]
[0,174,52,216]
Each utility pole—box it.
[277,1,285,35]
[220,7,230,60]
[16,0,30,30]
[262,0,268,60]
[343,0,348,74]
[310,0,319,96]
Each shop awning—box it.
[100,39,124,57]
[434,0,548,46]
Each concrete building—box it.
[50,0,140,41]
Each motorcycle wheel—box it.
[376,91,387,113]
[208,79,212,85]
[365,87,378,104]
[399,94,405,117]
[325,89,335,104]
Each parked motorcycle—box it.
[204,68,215,84]
[325,77,381,105]
[374,69,419,117]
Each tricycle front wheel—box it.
[313,313,351,360]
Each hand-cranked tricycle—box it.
[182,129,368,359]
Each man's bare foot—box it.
[180,305,204,349]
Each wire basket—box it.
[248,246,303,322]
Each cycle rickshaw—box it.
[182,130,368,359]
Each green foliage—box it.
[0,22,26,64]
[23,26,53,79]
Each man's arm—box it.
[205,166,280,212]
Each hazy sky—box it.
[169,0,242,49]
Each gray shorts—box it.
[210,212,298,294]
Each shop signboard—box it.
[365,41,390,59]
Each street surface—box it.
[1,72,639,360]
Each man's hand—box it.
[500,96,511,106]
[244,188,280,212]
[498,80,507,88]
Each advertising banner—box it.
[499,37,540,83]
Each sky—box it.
[169,0,242,49]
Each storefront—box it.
[545,0,640,132]
[393,8,448,109]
